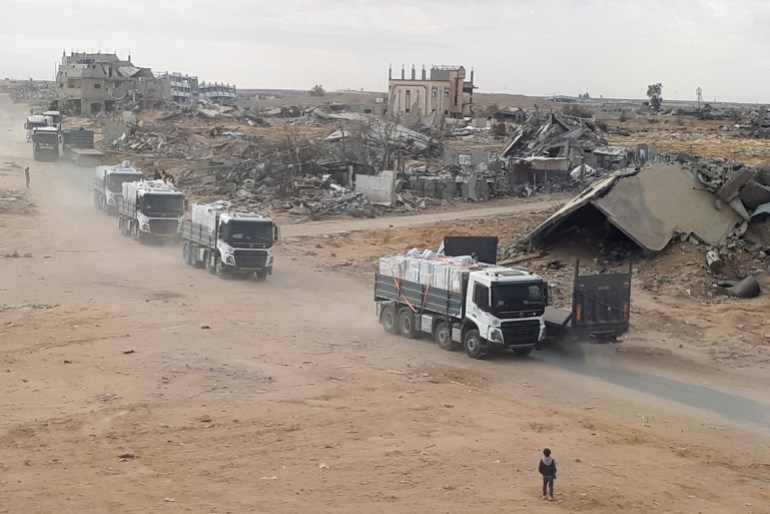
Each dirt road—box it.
[2,93,769,513]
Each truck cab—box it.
[25,115,48,141]
[181,201,278,279]
[31,127,60,161]
[118,180,186,242]
[94,161,145,215]
[43,110,62,131]
[215,212,277,272]
[461,267,548,356]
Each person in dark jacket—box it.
[538,448,557,500]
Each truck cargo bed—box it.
[374,273,464,319]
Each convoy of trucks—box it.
[94,161,146,215]
[117,180,186,243]
[181,201,278,279]
[79,145,631,357]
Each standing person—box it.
[24,167,30,189]
[538,448,557,500]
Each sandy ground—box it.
[2,93,770,513]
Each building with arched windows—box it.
[387,65,475,119]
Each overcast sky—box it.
[1,0,768,103]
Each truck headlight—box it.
[140,223,151,232]
[225,255,235,265]
[107,198,115,205]
[490,328,504,344]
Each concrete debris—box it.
[528,164,745,252]
[501,112,609,163]
[0,189,35,214]
[718,276,761,298]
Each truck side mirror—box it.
[544,284,550,306]
[273,225,280,242]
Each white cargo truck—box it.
[117,180,185,243]
[181,201,278,279]
[94,161,145,215]
[374,251,548,359]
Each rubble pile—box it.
[508,157,770,299]
[178,160,382,218]
[0,189,35,214]
[502,112,608,161]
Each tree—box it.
[309,84,325,97]
[647,83,663,112]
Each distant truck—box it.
[375,257,548,359]
[43,110,62,131]
[543,260,632,344]
[94,161,145,215]
[62,128,104,167]
[117,180,186,243]
[181,201,278,279]
[31,126,60,161]
[24,115,48,141]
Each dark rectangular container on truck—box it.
[544,260,632,343]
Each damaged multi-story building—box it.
[55,51,236,115]
[56,52,155,114]
[387,65,475,119]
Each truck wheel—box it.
[183,242,192,265]
[205,251,217,274]
[215,256,226,276]
[434,321,459,351]
[380,305,398,334]
[255,269,268,281]
[191,245,205,268]
[513,347,533,357]
[398,308,417,339]
[463,329,486,359]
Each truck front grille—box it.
[149,219,179,235]
[234,250,267,269]
[500,320,541,345]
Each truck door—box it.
[466,281,490,329]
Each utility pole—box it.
[696,87,702,109]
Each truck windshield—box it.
[226,221,273,246]
[490,282,546,315]
[140,194,184,217]
[108,174,142,193]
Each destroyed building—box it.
[500,112,637,185]
[199,82,237,103]
[387,65,475,118]
[56,52,154,114]
[56,51,236,114]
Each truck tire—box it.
[463,329,486,359]
[255,269,269,281]
[183,242,192,265]
[191,245,205,269]
[398,308,417,339]
[205,251,217,274]
[513,347,533,357]
[434,321,459,351]
[380,305,398,334]
[215,255,226,276]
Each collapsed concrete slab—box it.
[527,164,745,252]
